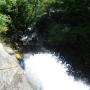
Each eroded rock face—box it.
[0,43,32,90]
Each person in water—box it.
[15,51,25,70]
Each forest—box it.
[0,0,90,82]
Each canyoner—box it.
[15,51,25,70]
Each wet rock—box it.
[4,46,15,55]
[0,43,33,90]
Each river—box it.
[23,50,90,90]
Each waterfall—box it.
[24,52,90,90]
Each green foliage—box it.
[0,13,10,33]
[0,0,15,33]
[11,0,55,29]
[1,0,56,48]
[37,0,90,44]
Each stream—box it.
[23,50,90,90]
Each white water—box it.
[24,52,90,90]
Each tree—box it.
[0,14,10,33]
[0,0,11,33]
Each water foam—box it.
[24,53,90,90]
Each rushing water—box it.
[24,52,90,90]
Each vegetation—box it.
[0,0,55,48]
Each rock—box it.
[4,46,15,55]
[0,43,33,90]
